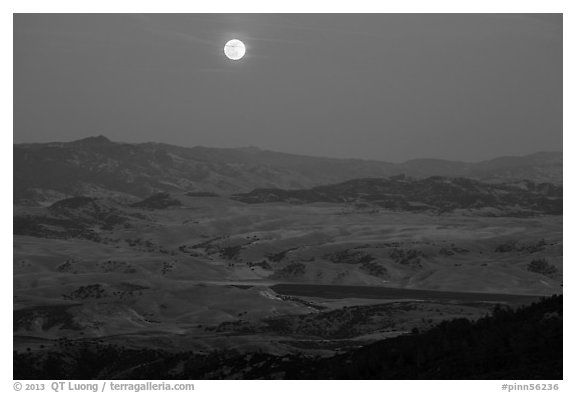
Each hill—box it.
[14,190,563,294]
[233,176,562,216]
[13,295,562,379]
[297,294,562,379]
[14,136,562,205]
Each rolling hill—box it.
[233,176,562,216]
[13,136,563,380]
[14,136,562,205]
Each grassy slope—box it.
[13,295,562,379]
[14,195,562,356]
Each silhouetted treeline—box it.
[14,295,562,380]
[297,295,562,379]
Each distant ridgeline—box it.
[14,136,562,205]
[13,295,562,379]
[232,176,562,216]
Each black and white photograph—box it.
[12,10,563,381]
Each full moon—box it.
[224,39,246,60]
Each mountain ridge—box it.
[232,176,562,216]
[15,135,561,163]
[14,137,562,205]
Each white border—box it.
[5,1,572,391]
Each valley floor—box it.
[13,198,563,378]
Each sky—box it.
[13,14,562,162]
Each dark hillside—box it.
[14,295,562,379]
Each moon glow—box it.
[224,39,246,60]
